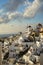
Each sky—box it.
[0,0,43,34]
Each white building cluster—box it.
[0,23,43,65]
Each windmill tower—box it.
[0,43,2,65]
[26,24,32,37]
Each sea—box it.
[0,34,16,38]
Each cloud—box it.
[0,14,10,24]
[24,0,32,6]
[0,11,23,24]
[6,12,21,19]
[4,0,26,11]
[23,0,43,18]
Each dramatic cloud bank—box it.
[0,0,43,24]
